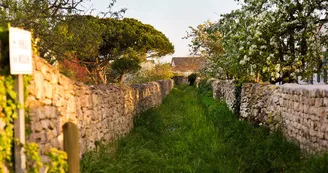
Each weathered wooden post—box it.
[63,122,80,173]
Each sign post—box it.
[9,27,33,173]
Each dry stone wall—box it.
[172,76,188,85]
[211,79,328,153]
[211,80,236,111]
[25,55,174,156]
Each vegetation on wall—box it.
[0,27,67,172]
[0,75,17,172]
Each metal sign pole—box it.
[14,74,26,173]
[8,26,33,172]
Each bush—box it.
[128,63,173,84]
[197,78,212,97]
[187,73,197,86]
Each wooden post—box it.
[63,122,80,173]
[14,74,26,173]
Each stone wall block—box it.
[44,81,53,99]
[34,71,45,100]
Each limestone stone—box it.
[34,71,44,100]
[41,120,50,129]
[33,124,43,132]
[44,81,53,99]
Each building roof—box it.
[171,57,205,72]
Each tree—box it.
[100,18,174,60]
[0,0,126,80]
[52,15,107,84]
[49,17,174,84]
[86,17,174,84]
[184,21,225,78]
[194,0,328,83]
[111,49,142,84]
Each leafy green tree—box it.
[52,17,174,84]
[0,0,126,84]
[100,18,174,60]
[111,49,142,84]
[0,0,123,56]
[52,15,107,83]
[94,18,174,84]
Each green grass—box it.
[81,85,328,173]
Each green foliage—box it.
[111,49,142,84]
[99,18,174,84]
[25,144,68,173]
[0,0,125,61]
[190,0,328,83]
[0,27,67,172]
[185,21,225,78]
[25,143,43,173]
[187,73,197,86]
[100,18,174,60]
[233,82,242,116]
[52,16,175,84]
[128,63,174,84]
[81,85,328,172]
[46,148,68,173]
[0,75,17,172]
[197,78,212,97]
[0,27,9,73]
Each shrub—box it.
[197,78,212,97]
[187,73,197,86]
[128,63,173,84]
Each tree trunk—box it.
[97,69,106,84]
[119,74,126,84]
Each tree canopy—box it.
[91,17,174,84]
[0,1,174,84]
[111,48,142,84]
[189,0,328,83]
[0,0,126,59]
[99,18,174,60]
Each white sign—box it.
[9,27,33,74]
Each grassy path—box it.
[81,85,328,173]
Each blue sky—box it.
[87,0,240,62]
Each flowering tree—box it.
[191,0,328,83]
[184,21,225,78]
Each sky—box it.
[86,0,240,62]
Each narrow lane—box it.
[81,85,328,173]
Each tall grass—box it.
[81,85,328,173]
